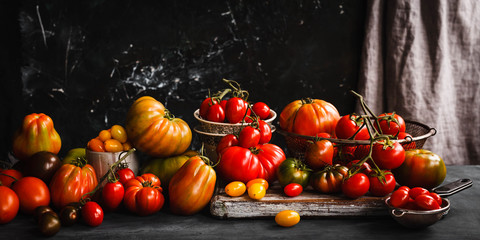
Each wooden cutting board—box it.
[210,182,389,219]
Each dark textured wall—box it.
[1,0,366,161]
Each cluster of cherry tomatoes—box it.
[200,96,271,124]
[225,178,269,200]
[389,186,443,210]
[87,125,133,153]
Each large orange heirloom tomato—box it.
[169,155,216,215]
[12,113,61,161]
[125,96,192,158]
[123,173,165,216]
[49,158,98,210]
[279,98,340,137]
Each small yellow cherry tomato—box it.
[104,139,124,152]
[98,129,112,142]
[246,178,269,190]
[275,210,300,227]
[248,182,266,200]
[110,125,128,143]
[225,181,247,197]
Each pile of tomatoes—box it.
[87,125,133,153]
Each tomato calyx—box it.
[368,169,392,185]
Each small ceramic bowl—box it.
[193,109,277,135]
[86,149,139,186]
[384,196,450,228]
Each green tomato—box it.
[276,158,312,188]
[62,148,86,165]
[140,150,198,189]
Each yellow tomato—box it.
[225,181,247,197]
[248,183,266,200]
[246,178,269,190]
[122,141,133,151]
[98,130,112,142]
[275,210,300,227]
[104,139,124,152]
[111,125,128,143]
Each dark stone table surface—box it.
[2,165,479,240]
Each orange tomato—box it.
[247,183,266,200]
[104,139,123,152]
[246,178,269,190]
[98,130,111,142]
[87,138,105,152]
[275,210,300,227]
[225,181,246,197]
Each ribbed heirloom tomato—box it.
[123,173,164,216]
[310,164,348,194]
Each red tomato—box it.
[115,168,135,185]
[225,97,248,123]
[220,99,227,110]
[342,173,370,199]
[82,201,104,227]
[409,187,430,199]
[217,144,286,183]
[0,186,19,224]
[353,145,371,160]
[123,173,164,216]
[396,132,416,150]
[346,160,372,175]
[375,113,406,136]
[372,141,405,170]
[101,181,125,212]
[206,104,225,122]
[310,164,348,194]
[238,126,261,148]
[257,120,272,144]
[368,171,396,197]
[389,188,411,208]
[415,194,441,210]
[199,97,220,119]
[284,183,303,197]
[429,192,442,206]
[216,134,239,155]
[12,177,50,214]
[305,139,334,170]
[335,114,370,140]
[252,102,271,120]
[0,169,23,188]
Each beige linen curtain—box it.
[357,0,480,165]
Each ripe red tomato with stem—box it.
[226,97,248,123]
[284,183,303,197]
[115,167,135,185]
[0,186,19,224]
[0,169,23,188]
[238,126,261,148]
[305,139,334,170]
[257,120,272,144]
[335,114,370,140]
[372,141,405,170]
[101,179,125,212]
[342,173,370,199]
[200,97,220,119]
[123,173,164,216]
[368,170,396,197]
[375,112,406,136]
[205,104,225,122]
[82,201,104,227]
[252,102,271,120]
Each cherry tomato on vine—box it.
[0,169,23,188]
[368,171,396,197]
[335,114,370,140]
[0,186,19,224]
[252,102,271,120]
[226,97,248,123]
[275,210,300,227]
[396,132,416,150]
[258,120,272,144]
[342,173,370,199]
[225,181,247,197]
[116,168,135,185]
[206,104,226,122]
[238,126,261,148]
[82,201,104,227]
[101,181,125,212]
[284,183,303,197]
[372,141,405,170]
[375,113,406,136]
[200,97,220,118]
